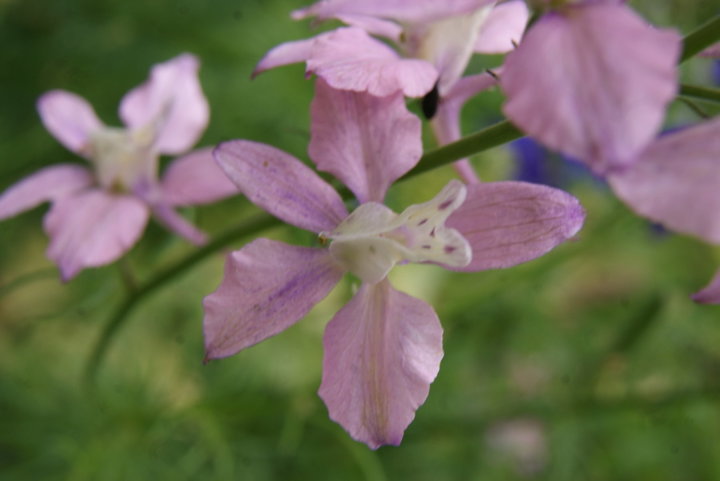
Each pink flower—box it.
[0,54,238,280]
[203,79,585,448]
[500,0,681,174]
[254,0,528,98]
[608,116,720,303]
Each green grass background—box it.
[1,0,720,479]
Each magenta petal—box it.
[319,279,443,449]
[608,117,720,244]
[700,42,720,58]
[693,269,720,304]
[0,164,93,220]
[214,140,348,233]
[203,239,344,360]
[310,79,422,203]
[293,0,495,24]
[475,0,529,54]
[253,37,316,77]
[44,190,149,280]
[446,182,584,271]
[501,4,680,173]
[119,53,209,155]
[37,90,103,154]
[308,27,438,97]
[160,147,238,206]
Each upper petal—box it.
[445,181,585,271]
[293,0,495,24]
[37,90,103,154]
[307,27,438,98]
[474,0,529,54]
[0,164,93,220]
[203,238,344,360]
[319,279,443,449]
[214,140,348,233]
[608,116,720,244]
[160,147,239,206]
[501,4,680,174]
[119,53,209,155]
[310,78,422,203]
[333,14,403,41]
[44,189,149,281]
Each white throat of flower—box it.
[403,6,492,95]
[321,180,472,284]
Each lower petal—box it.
[44,190,149,280]
[319,279,443,449]
[203,239,344,360]
[151,203,207,245]
[160,147,239,206]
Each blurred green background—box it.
[1,0,720,479]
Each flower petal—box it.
[333,14,403,41]
[203,238,344,360]
[307,27,438,97]
[37,90,103,154]
[214,140,348,233]
[253,37,316,77]
[319,279,443,449]
[310,79,422,203]
[293,0,495,24]
[445,181,585,271]
[501,4,680,173]
[160,147,238,206]
[409,6,492,96]
[119,53,209,155]
[608,117,720,244]
[151,203,207,245]
[0,164,93,220]
[44,190,149,280]
[475,0,529,54]
[693,268,720,304]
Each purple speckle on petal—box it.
[429,228,436,237]
[444,245,456,254]
[438,199,454,210]
[417,218,428,226]
[421,245,431,249]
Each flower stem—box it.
[679,84,720,104]
[680,15,720,63]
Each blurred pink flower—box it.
[203,79,585,449]
[608,116,720,302]
[254,0,528,98]
[501,0,681,175]
[0,54,238,280]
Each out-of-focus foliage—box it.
[1,0,720,480]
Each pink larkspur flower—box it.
[203,79,585,449]
[0,54,238,280]
[501,0,681,174]
[254,0,528,98]
[608,116,720,303]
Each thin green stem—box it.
[679,84,720,104]
[680,15,720,63]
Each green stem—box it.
[680,15,720,63]
[679,84,720,104]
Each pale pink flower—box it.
[0,54,238,280]
[501,0,681,174]
[203,79,585,448]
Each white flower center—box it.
[322,179,472,284]
[87,125,157,192]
